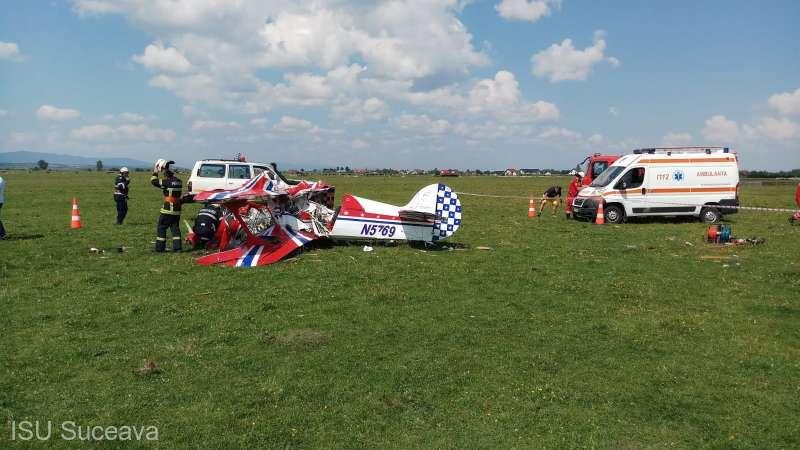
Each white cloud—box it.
[192,120,242,130]
[532,31,619,82]
[71,123,175,142]
[72,0,125,15]
[768,88,800,116]
[351,139,369,149]
[661,132,693,147]
[0,41,21,61]
[755,117,800,140]
[37,105,81,120]
[119,112,145,121]
[608,106,619,117]
[0,110,8,117]
[702,115,740,143]
[250,117,268,126]
[495,0,560,22]
[467,70,559,122]
[536,126,581,140]
[393,114,451,134]
[104,112,146,122]
[274,115,319,133]
[133,42,192,73]
[333,97,389,123]
[588,133,603,145]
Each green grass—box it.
[1,170,799,448]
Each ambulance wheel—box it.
[700,207,721,224]
[605,205,625,224]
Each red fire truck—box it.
[574,153,620,184]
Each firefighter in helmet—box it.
[151,159,183,252]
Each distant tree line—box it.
[740,169,800,178]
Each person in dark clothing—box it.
[0,175,6,239]
[114,167,131,224]
[539,186,562,217]
[151,164,183,252]
[193,203,222,248]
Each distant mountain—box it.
[0,151,151,169]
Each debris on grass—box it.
[476,246,492,251]
[89,247,105,254]
[363,245,374,252]
[133,359,161,377]
[684,241,694,246]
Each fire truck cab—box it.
[575,153,620,185]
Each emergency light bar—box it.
[632,146,730,155]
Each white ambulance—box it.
[572,147,740,224]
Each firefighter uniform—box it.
[151,171,183,252]
[114,169,131,224]
[194,203,222,248]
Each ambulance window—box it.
[592,161,609,177]
[198,164,225,178]
[616,167,645,189]
[228,165,251,179]
[590,166,624,187]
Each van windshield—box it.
[590,165,624,188]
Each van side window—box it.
[198,164,225,178]
[229,165,251,179]
[616,167,645,190]
[592,161,609,178]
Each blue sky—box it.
[1,0,799,169]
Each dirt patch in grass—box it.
[267,329,330,350]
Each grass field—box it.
[1,170,799,448]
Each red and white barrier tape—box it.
[455,191,799,213]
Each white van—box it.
[187,160,281,194]
[572,147,740,223]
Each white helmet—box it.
[120,167,129,173]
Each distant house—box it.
[504,168,519,176]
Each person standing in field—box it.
[0,175,6,239]
[565,172,585,219]
[796,182,800,209]
[114,167,131,225]
[151,163,183,252]
[539,185,562,217]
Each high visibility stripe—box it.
[638,157,736,164]
[602,186,736,197]
[156,237,166,241]
[172,237,182,240]
[647,187,736,194]
[71,215,81,220]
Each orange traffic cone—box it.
[595,199,605,225]
[71,197,82,229]
[528,197,536,218]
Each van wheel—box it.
[605,205,625,224]
[700,207,721,223]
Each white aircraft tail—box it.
[399,183,462,241]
